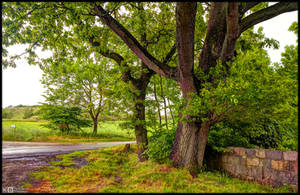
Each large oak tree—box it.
[92,2,298,174]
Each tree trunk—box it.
[131,63,152,162]
[93,119,98,134]
[170,2,212,175]
[170,120,211,176]
[133,89,148,162]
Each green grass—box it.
[24,144,295,193]
[2,120,135,142]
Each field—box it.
[2,120,135,142]
[23,144,294,193]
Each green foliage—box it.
[146,128,176,163]
[186,47,297,150]
[207,118,285,152]
[37,104,92,133]
[288,21,298,36]
[235,26,279,55]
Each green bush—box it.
[146,128,176,163]
[207,118,297,152]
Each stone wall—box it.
[205,147,298,187]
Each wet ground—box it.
[2,155,55,193]
[2,141,135,193]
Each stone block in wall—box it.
[270,160,289,171]
[247,157,259,166]
[248,166,263,180]
[235,164,248,176]
[230,147,246,156]
[263,167,279,182]
[246,149,255,157]
[255,149,266,158]
[283,151,298,161]
[265,149,283,160]
[290,161,298,174]
[282,160,290,171]
[259,159,270,168]
[271,160,282,170]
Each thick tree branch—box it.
[221,2,239,64]
[176,2,198,96]
[93,3,179,82]
[198,2,227,73]
[239,2,260,15]
[176,2,197,77]
[240,2,298,34]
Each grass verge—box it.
[23,144,295,193]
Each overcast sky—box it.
[2,9,298,108]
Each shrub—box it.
[146,128,176,163]
[207,118,297,152]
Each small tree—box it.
[37,104,92,133]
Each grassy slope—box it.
[24,144,294,193]
[2,120,135,142]
[2,106,40,120]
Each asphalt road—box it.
[2,141,135,160]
